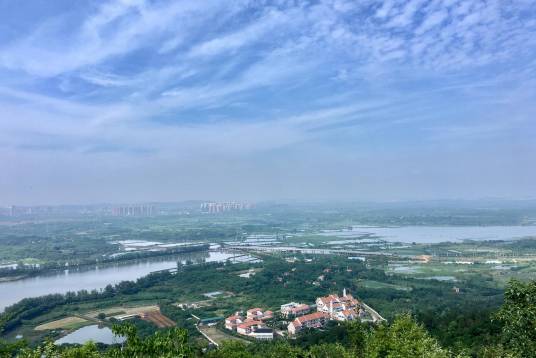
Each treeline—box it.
[0,260,228,334]
[0,244,209,281]
[0,255,511,354]
[1,279,535,357]
[0,270,175,334]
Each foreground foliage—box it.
[1,279,534,357]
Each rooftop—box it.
[294,312,329,325]
[237,320,262,329]
[254,328,273,333]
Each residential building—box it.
[316,289,360,321]
[288,312,330,335]
[224,314,243,331]
[249,328,274,340]
[246,308,273,321]
[334,309,359,322]
[237,320,263,335]
[281,302,311,318]
[200,202,254,213]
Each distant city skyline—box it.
[1,1,535,205]
[3,197,536,211]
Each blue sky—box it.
[0,0,535,205]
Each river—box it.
[0,250,255,312]
[319,225,536,243]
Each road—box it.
[361,302,386,323]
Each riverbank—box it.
[0,250,258,312]
[0,243,210,283]
[0,275,28,283]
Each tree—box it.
[308,343,350,358]
[344,320,368,356]
[478,344,518,358]
[0,339,27,358]
[205,341,252,358]
[495,279,536,357]
[17,340,100,358]
[366,314,450,358]
[107,323,193,358]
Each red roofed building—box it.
[237,320,263,335]
[288,312,330,335]
[225,313,244,331]
[316,289,361,321]
[246,308,273,321]
[335,309,359,322]
[262,310,274,320]
[281,302,311,318]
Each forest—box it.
[0,254,519,357]
[0,279,535,357]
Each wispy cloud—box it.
[0,0,535,203]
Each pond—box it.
[55,325,125,345]
[421,276,458,282]
[388,264,420,273]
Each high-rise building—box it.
[111,205,156,217]
[200,201,254,214]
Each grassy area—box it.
[85,305,160,319]
[357,279,412,291]
[0,253,510,349]
[34,316,89,331]
[198,325,249,345]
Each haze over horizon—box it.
[1,0,535,206]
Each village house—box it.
[246,308,273,321]
[288,312,330,335]
[224,313,244,331]
[280,302,311,318]
[236,320,263,335]
[334,309,359,321]
[232,320,274,340]
[225,308,275,339]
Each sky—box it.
[0,0,535,205]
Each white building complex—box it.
[225,308,274,340]
[280,302,311,318]
[316,289,363,321]
[288,289,365,335]
[287,312,330,335]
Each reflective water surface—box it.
[55,325,125,345]
[0,250,255,311]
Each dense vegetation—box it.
[2,203,535,357]
[2,202,535,271]
[1,255,507,354]
[0,279,534,357]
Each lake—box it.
[0,250,255,312]
[55,325,125,345]
[320,225,536,243]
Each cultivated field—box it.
[35,316,88,331]
[357,279,412,291]
[142,311,175,328]
[87,305,160,318]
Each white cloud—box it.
[415,10,448,34]
[0,0,233,76]
[188,8,293,57]
[0,0,535,203]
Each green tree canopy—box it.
[495,279,536,357]
[366,314,450,358]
